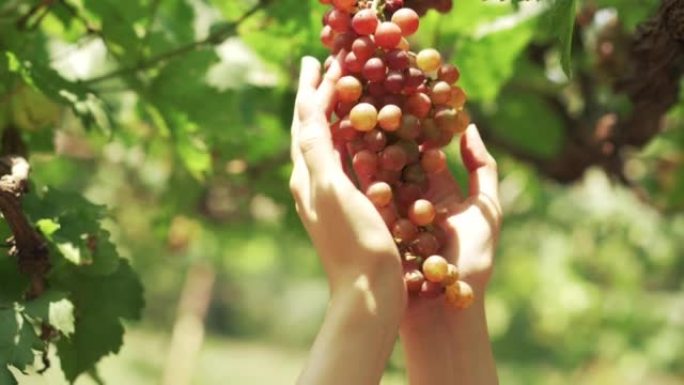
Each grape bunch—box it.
[319,0,473,309]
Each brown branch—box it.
[81,0,270,85]
[0,125,49,299]
[485,0,684,184]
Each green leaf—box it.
[547,0,577,77]
[0,309,39,381]
[54,260,144,383]
[23,290,75,337]
[0,257,28,306]
[455,17,536,102]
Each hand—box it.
[289,55,405,300]
[400,124,501,385]
[290,56,405,385]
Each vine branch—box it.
[0,126,49,300]
[81,0,270,85]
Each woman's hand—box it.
[291,55,406,385]
[400,124,502,385]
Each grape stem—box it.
[370,0,384,14]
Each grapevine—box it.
[320,0,473,309]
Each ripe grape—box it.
[412,232,439,257]
[391,8,420,36]
[380,144,408,171]
[378,104,402,131]
[328,9,351,33]
[362,57,387,82]
[374,22,403,50]
[352,36,376,61]
[429,81,452,105]
[349,103,378,132]
[363,129,387,152]
[421,148,447,173]
[353,149,378,176]
[408,199,436,226]
[416,48,442,73]
[438,64,460,84]
[392,218,418,244]
[352,9,379,35]
[319,0,474,308]
[336,76,363,103]
[366,181,393,207]
[422,255,448,283]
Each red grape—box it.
[374,22,403,50]
[391,8,420,36]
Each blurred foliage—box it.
[0,0,683,384]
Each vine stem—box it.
[81,0,269,85]
[371,0,384,14]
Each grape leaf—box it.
[455,17,536,102]
[0,309,40,385]
[23,290,75,337]
[0,257,28,306]
[54,260,143,383]
[546,0,578,77]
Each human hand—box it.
[400,124,501,385]
[291,56,406,385]
[289,55,405,303]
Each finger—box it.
[291,57,323,163]
[297,65,339,181]
[316,52,344,118]
[460,124,499,203]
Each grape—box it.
[402,164,427,186]
[421,148,447,173]
[416,48,442,73]
[332,0,355,12]
[411,232,439,257]
[336,76,363,103]
[438,64,460,84]
[374,22,403,50]
[350,103,378,132]
[319,0,474,308]
[375,169,402,185]
[353,149,378,176]
[408,199,435,226]
[378,104,402,131]
[419,280,443,298]
[446,281,474,309]
[422,255,448,283]
[392,218,419,244]
[404,267,425,294]
[362,57,387,82]
[434,106,459,133]
[380,144,408,171]
[320,25,335,49]
[396,114,421,140]
[396,183,422,212]
[352,36,376,61]
[367,81,386,98]
[352,9,379,36]
[363,129,387,152]
[383,71,405,94]
[405,92,432,119]
[328,9,351,33]
[366,181,393,207]
[386,50,410,71]
[332,118,358,142]
[404,67,426,89]
[449,86,467,110]
[443,264,459,286]
[429,81,452,105]
[333,31,356,54]
[391,8,420,36]
[396,140,420,164]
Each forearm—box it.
[400,294,498,385]
[297,271,405,385]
